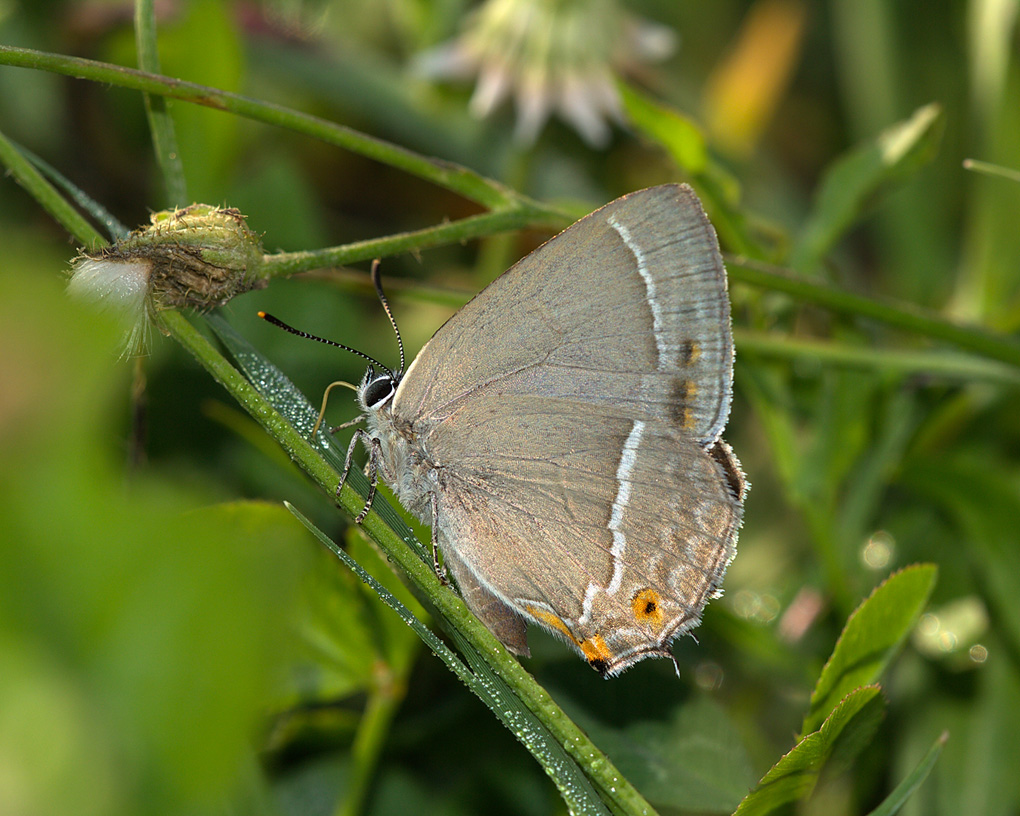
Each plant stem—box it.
[0,45,516,210]
[134,0,188,206]
[0,129,105,248]
[338,676,404,816]
[728,255,1020,369]
[736,329,1020,384]
[262,207,566,277]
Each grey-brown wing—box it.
[428,395,744,675]
[394,184,733,447]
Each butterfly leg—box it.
[429,492,449,584]
[338,429,381,524]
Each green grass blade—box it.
[865,731,947,816]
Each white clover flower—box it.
[68,205,266,354]
[415,0,676,147]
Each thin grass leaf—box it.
[7,139,129,241]
[618,81,707,174]
[866,731,947,816]
[0,127,105,248]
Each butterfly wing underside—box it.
[390,184,744,675]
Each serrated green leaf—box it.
[803,565,937,734]
[792,103,944,272]
[735,686,886,816]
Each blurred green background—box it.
[2,1,1019,815]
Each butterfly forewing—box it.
[393,185,733,445]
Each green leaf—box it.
[792,103,944,272]
[5,136,129,240]
[615,81,770,259]
[803,565,937,734]
[734,686,886,816]
[618,80,708,174]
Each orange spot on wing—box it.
[580,635,613,667]
[632,588,665,628]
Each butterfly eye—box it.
[362,376,396,409]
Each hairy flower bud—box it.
[69,205,266,353]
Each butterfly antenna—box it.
[257,312,394,378]
[371,259,405,375]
